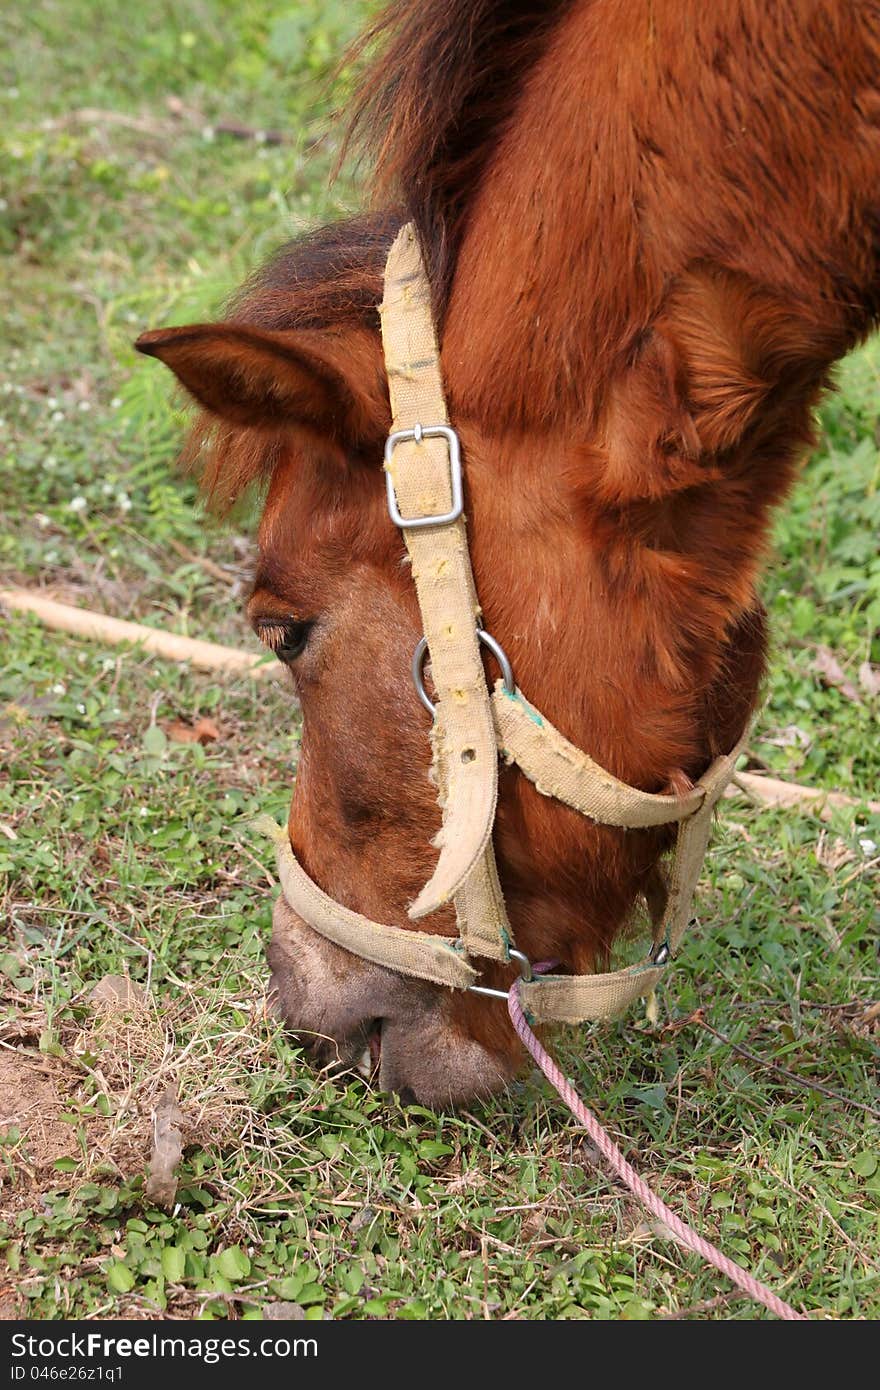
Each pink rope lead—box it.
[507,981,808,1320]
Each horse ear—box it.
[135,322,386,443]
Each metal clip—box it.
[469,948,534,1000]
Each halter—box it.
[261,223,746,1024]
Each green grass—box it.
[1,1,878,1322]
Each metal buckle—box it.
[469,949,534,1000]
[412,628,515,717]
[385,423,463,529]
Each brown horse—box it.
[137,0,880,1104]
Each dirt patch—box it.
[0,1049,77,1188]
[0,975,251,1224]
[0,988,164,1221]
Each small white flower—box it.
[34,513,51,529]
[201,126,215,142]
[102,657,115,671]
[110,396,122,409]
[51,410,65,423]
[76,703,86,714]
[52,682,66,695]
[108,547,119,558]
[117,492,132,513]
[68,495,87,514]
[101,482,114,496]
[47,397,58,409]
[859,837,877,856]
[139,807,149,817]
[45,455,56,469]
[0,199,7,213]
[77,400,91,413]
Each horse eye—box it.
[256,618,313,664]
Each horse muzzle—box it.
[267,894,518,1105]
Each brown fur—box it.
[137,1,880,1101]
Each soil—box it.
[0,1048,77,1194]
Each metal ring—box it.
[411,629,515,716]
[477,629,515,695]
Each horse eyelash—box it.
[256,621,291,652]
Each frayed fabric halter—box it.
[258,224,807,1321]
[262,222,746,1024]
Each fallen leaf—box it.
[812,645,861,703]
[89,975,146,1012]
[858,661,880,698]
[163,716,220,745]
[163,720,198,744]
[145,1084,185,1210]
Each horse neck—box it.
[442,0,880,429]
[437,0,880,781]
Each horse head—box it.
[137,0,880,1102]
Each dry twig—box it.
[686,1010,880,1119]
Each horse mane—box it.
[344,0,575,319]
